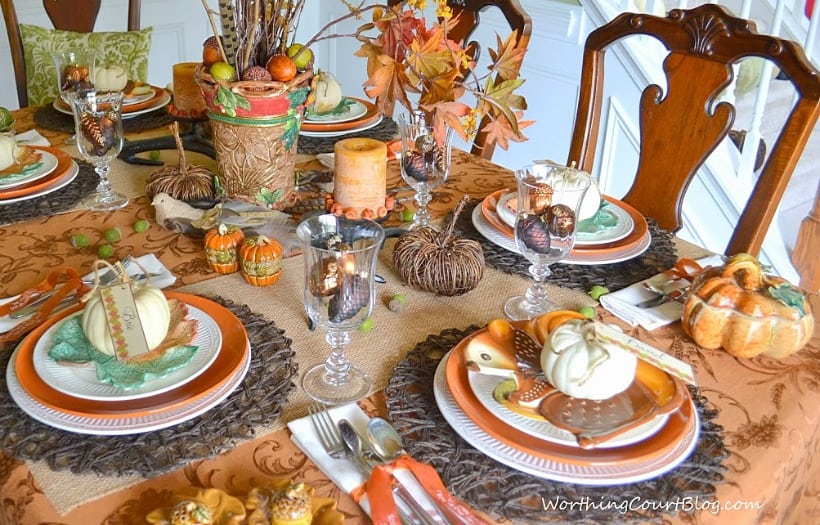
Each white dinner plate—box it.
[299,115,384,137]
[7,340,249,436]
[494,192,635,246]
[0,150,59,189]
[471,205,651,265]
[123,88,157,106]
[434,351,699,485]
[305,99,368,123]
[33,305,222,401]
[0,161,79,205]
[53,91,171,119]
[467,370,669,449]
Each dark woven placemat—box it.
[0,297,296,477]
[0,160,97,226]
[385,327,729,524]
[297,117,399,155]
[34,103,175,135]
[457,200,679,293]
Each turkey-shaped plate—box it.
[462,320,687,449]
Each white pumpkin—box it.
[93,65,129,92]
[0,135,27,170]
[82,282,171,356]
[546,163,601,221]
[541,319,637,400]
[311,71,343,114]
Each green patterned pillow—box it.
[20,24,152,106]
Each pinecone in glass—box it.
[328,272,369,322]
[518,213,552,253]
[80,114,115,156]
[403,151,428,182]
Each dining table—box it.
[0,101,818,525]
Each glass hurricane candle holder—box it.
[70,90,128,211]
[297,214,385,404]
[504,164,591,320]
[398,112,452,229]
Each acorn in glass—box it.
[70,90,128,211]
[504,164,591,320]
[297,214,385,405]
[399,112,453,229]
[53,50,95,145]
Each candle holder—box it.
[297,214,385,405]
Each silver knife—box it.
[635,287,686,308]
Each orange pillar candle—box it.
[333,138,388,219]
[170,62,207,118]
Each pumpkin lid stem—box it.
[438,195,470,245]
[723,253,764,290]
[168,122,189,177]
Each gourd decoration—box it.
[391,196,484,296]
[682,253,814,359]
[145,122,215,202]
[239,235,283,287]
[541,319,637,400]
[81,260,171,356]
[92,65,129,92]
[204,223,245,274]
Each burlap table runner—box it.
[0,160,97,226]
[385,328,729,524]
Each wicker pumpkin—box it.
[204,223,245,274]
[392,197,484,296]
[239,235,283,287]
[145,123,215,202]
[682,253,814,358]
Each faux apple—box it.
[286,43,313,70]
[266,54,297,82]
[209,61,236,82]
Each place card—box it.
[98,283,151,360]
[594,322,697,385]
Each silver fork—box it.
[308,405,428,525]
[10,255,134,319]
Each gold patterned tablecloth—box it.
[0,108,818,524]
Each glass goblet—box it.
[70,90,129,211]
[297,214,385,405]
[398,112,453,229]
[504,164,591,320]
[53,50,95,145]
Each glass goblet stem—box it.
[523,262,555,311]
[94,163,114,196]
[413,187,433,228]
[322,328,353,386]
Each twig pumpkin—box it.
[392,196,484,296]
[145,122,215,202]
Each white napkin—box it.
[288,403,441,521]
[600,255,724,330]
[0,254,176,334]
[15,129,51,147]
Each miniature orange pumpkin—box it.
[239,235,283,287]
[682,253,814,358]
[204,223,245,274]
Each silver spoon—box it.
[339,419,435,525]
[367,417,460,525]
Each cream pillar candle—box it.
[331,138,389,219]
[170,62,207,118]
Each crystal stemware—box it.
[297,214,385,405]
[53,50,95,145]
[504,164,591,320]
[70,90,129,211]
[398,112,453,229]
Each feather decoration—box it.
[218,0,238,67]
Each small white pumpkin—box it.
[541,319,637,400]
[82,279,171,356]
[93,65,129,92]
[545,162,601,221]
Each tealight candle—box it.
[333,138,387,219]
[170,62,207,118]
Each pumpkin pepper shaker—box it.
[204,223,245,274]
[239,235,283,287]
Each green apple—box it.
[287,43,313,70]
[209,61,236,82]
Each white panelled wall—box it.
[1,0,816,282]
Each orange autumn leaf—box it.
[362,54,416,118]
[481,110,534,151]
[488,30,527,81]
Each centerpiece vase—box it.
[196,67,312,208]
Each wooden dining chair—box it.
[567,4,820,257]
[0,0,142,108]
[388,0,532,161]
